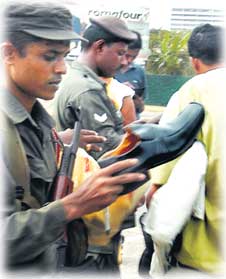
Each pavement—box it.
[119,206,224,279]
[120,206,146,279]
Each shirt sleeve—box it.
[4,163,67,265]
[59,89,124,160]
[82,91,125,159]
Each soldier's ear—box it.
[93,39,106,54]
[1,42,18,64]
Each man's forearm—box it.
[7,201,66,264]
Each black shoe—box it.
[98,102,204,195]
[139,249,153,279]
[138,214,154,278]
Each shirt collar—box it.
[127,63,136,71]
[0,89,55,128]
[118,63,136,74]
[70,60,106,87]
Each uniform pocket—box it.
[28,156,55,182]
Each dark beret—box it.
[90,16,136,42]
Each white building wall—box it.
[149,0,225,30]
[170,8,225,30]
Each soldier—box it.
[1,1,146,274]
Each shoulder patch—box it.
[94,113,107,122]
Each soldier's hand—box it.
[79,129,107,152]
[58,128,106,152]
[62,159,146,221]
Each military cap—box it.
[4,1,87,41]
[90,16,137,42]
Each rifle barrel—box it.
[67,121,81,178]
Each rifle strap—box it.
[1,110,40,210]
[52,128,63,166]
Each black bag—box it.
[65,219,88,267]
[56,219,88,268]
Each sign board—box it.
[67,3,150,63]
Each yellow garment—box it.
[101,77,134,110]
[150,68,226,273]
[72,148,147,246]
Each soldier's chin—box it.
[41,90,56,100]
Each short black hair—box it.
[128,31,142,50]
[81,24,131,50]
[188,24,225,65]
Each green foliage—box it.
[146,29,195,76]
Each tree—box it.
[146,29,194,76]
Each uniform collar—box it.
[70,60,106,87]
[0,89,55,128]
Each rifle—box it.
[52,109,81,200]
[50,107,88,267]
